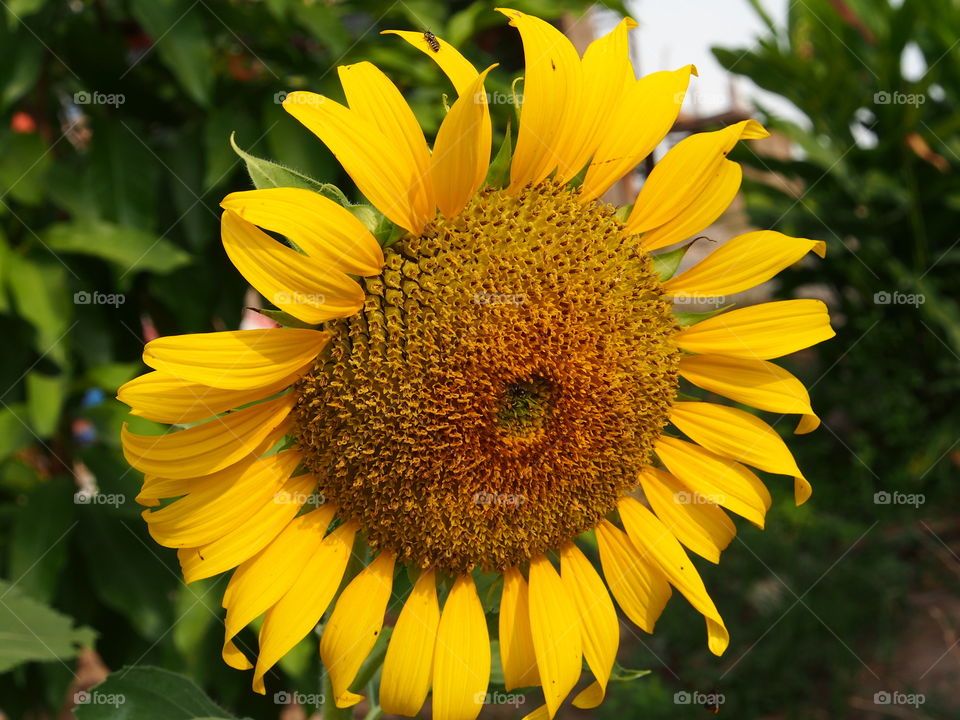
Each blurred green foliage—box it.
[1,0,957,718]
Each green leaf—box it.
[43,220,191,275]
[6,253,71,367]
[87,122,159,231]
[0,129,52,205]
[0,404,33,461]
[230,132,329,192]
[674,305,733,327]
[0,578,95,672]
[85,362,142,393]
[485,120,513,188]
[1,36,43,110]
[129,0,213,106]
[25,371,67,437]
[255,308,317,329]
[8,476,75,603]
[203,109,256,191]
[651,243,692,281]
[73,666,239,720]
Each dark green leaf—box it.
[230,132,328,192]
[43,220,191,275]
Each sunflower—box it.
[118,8,834,719]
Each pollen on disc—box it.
[291,181,680,574]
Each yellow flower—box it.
[118,9,834,719]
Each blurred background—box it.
[0,0,957,718]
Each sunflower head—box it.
[118,8,833,720]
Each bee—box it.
[423,31,440,52]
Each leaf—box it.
[203,108,256,191]
[0,129,52,205]
[6,253,72,367]
[43,220,191,275]
[73,666,240,720]
[255,308,316,329]
[1,35,43,110]
[229,132,328,192]
[85,362,142,393]
[25,371,67,437]
[129,0,213,106]
[8,476,75,603]
[0,578,95,673]
[674,305,733,327]
[78,510,179,640]
[0,404,33,461]
[609,662,652,682]
[87,125,159,231]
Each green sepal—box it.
[652,242,693,281]
[253,307,319,329]
[673,304,733,327]
[609,663,652,682]
[230,132,336,196]
[485,119,513,189]
[615,203,634,223]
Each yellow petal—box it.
[143,450,301,548]
[675,299,835,360]
[381,30,479,95]
[178,471,319,583]
[220,187,384,277]
[595,520,671,633]
[221,210,364,325]
[655,435,771,527]
[625,119,769,235]
[670,401,805,478]
[320,551,397,708]
[338,62,434,223]
[142,328,328,390]
[121,394,294,480]
[637,160,742,251]
[432,574,490,720]
[221,507,336,670]
[638,467,735,564]
[253,520,356,693]
[496,8,582,190]
[555,18,637,184]
[118,370,294,425]
[381,570,439,717]
[678,353,820,436]
[498,567,539,690]
[619,497,729,655]
[283,91,427,233]
[581,65,696,202]
[560,544,618,709]
[663,231,826,299]
[432,66,495,218]
[527,556,582,718]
